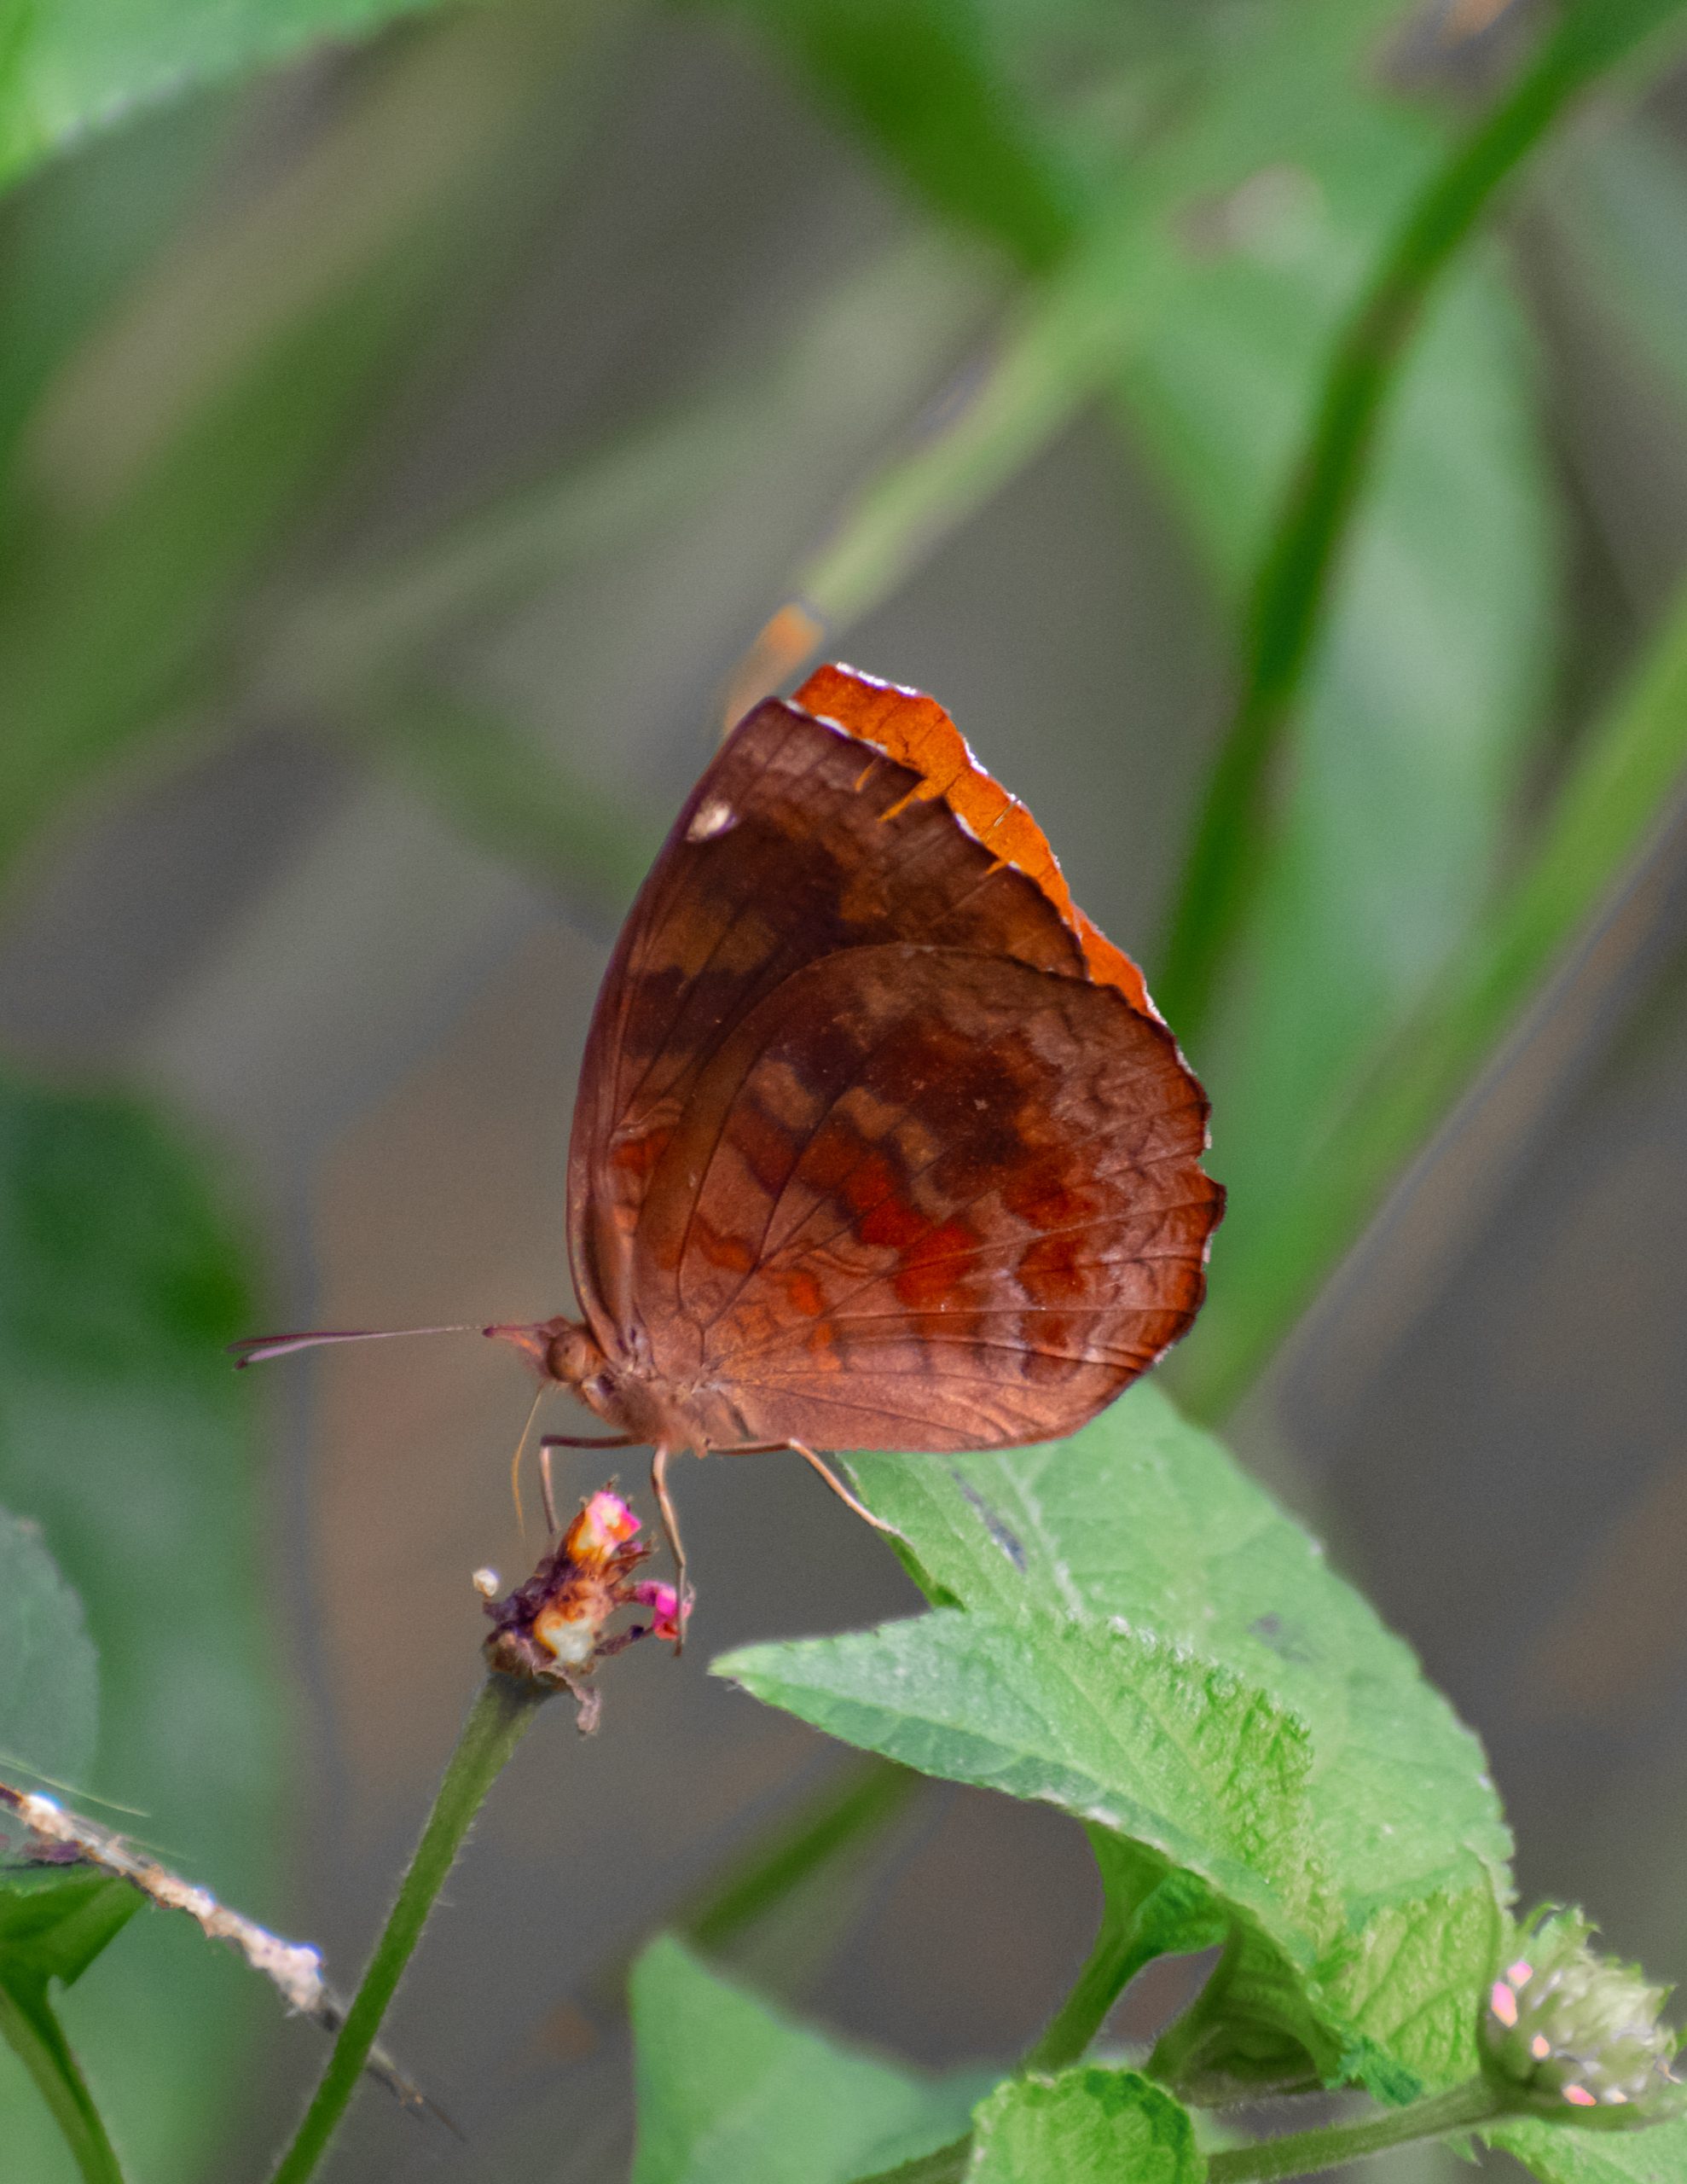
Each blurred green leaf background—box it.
[3,0,1687,2177]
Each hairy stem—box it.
[268,1675,548,2184]
[0,1976,127,2184]
[851,2080,1510,2184]
[1158,0,1687,1043]
[1206,2079,1505,2184]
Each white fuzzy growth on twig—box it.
[2,1781,432,2115]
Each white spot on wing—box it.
[687,798,738,842]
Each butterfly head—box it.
[484,1316,610,1399]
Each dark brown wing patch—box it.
[633,946,1219,1451]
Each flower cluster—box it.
[481,1490,682,1727]
[1483,1908,1684,2127]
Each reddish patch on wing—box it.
[858,1193,930,1255]
[687,1216,756,1275]
[893,1217,979,1311]
[794,662,1156,1020]
[612,1128,670,1179]
[780,1269,826,1319]
[1002,1152,1104,1231]
[1017,1230,1090,1304]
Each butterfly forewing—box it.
[570,697,1086,1336]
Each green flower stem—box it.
[1021,1914,1160,2076]
[1205,2079,1505,2184]
[1157,0,1687,1044]
[267,1674,549,2184]
[852,2082,1510,2184]
[0,1975,127,2184]
[683,1758,919,1954]
[1180,570,1687,1420]
[852,1896,1171,2183]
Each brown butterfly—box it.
[236,665,1223,1632]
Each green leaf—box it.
[720,1385,1510,2100]
[629,1935,990,2184]
[1488,2115,1687,2184]
[721,1614,1324,1951]
[847,1387,1510,1920]
[0,1076,278,2184]
[0,1505,96,1803]
[0,1514,125,2179]
[0,0,448,193]
[966,2067,1202,2184]
[0,1869,139,1990]
[0,1812,136,2184]
[0,1967,126,2184]
[719,1608,1383,2101]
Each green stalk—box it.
[853,1865,1182,2181]
[1205,2079,1504,2184]
[267,1676,548,2184]
[1021,1917,1162,2077]
[1157,0,1687,1043]
[0,1976,127,2184]
[791,212,1174,636]
[850,2082,1509,2184]
[1181,571,1687,1419]
[682,1759,919,1953]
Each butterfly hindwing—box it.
[632,942,1217,1451]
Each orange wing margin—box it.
[794,662,1156,1021]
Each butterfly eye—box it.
[546,1324,606,1387]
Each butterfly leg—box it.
[649,1444,691,1653]
[537,1432,635,1534]
[781,1432,903,1537]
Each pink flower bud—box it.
[632,1580,681,1641]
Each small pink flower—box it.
[633,1580,681,1641]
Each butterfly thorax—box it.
[485,1315,735,1454]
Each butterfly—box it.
[236,665,1223,1633]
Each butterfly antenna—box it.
[228,1326,481,1368]
[507,1386,546,1536]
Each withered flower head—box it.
[482,1490,682,1725]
